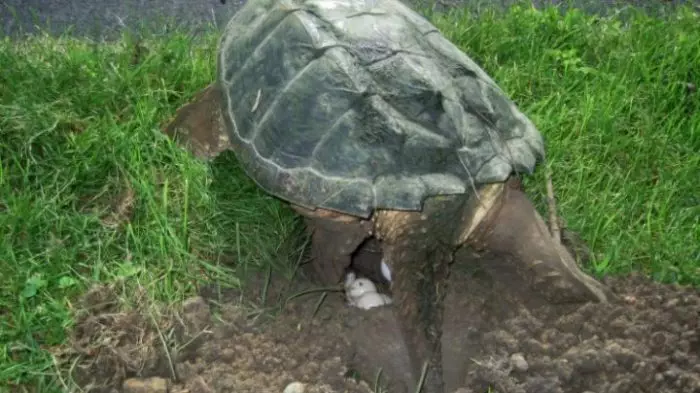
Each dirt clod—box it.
[122,377,170,393]
[510,353,529,372]
[175,296,212,361]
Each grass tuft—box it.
[1,4,698,391]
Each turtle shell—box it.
[217,0,545,218]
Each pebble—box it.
[510,353,529,372]
[664,298,679,308]
[283,381,306,393]
[122,377,169,393]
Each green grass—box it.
[0,31,303,391]
[1,3,698,391]
[428,5,700,280]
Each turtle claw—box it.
[468,182,617,304]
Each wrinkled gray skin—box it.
[163,1,617,392]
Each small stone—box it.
[122,377,169,393]
[192,376,213,393]
[510,353,529,372]
[664,298,680,308]
[663,367,681,379]
[622,295,637,304]
[283,381,306,393]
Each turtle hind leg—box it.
[469,180,617,304]
[374,206,461,393]
[298,209,416,392]
[162,84,232,160]
[345,306,415,393]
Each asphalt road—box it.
[1,0,697,41]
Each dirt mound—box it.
[170,302,366,393]
[439,260,700,393]
[62,259,699,393]
[66,284,175,390]
[62,274,373,393]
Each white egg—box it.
[344,273,393,310]
[347,277,378,299]
[353,293,393,310]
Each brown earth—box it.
[439,250,700,393]
[61,249,700,393]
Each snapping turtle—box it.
[163,0,616,391]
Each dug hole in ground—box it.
[58,247,700,393]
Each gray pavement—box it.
[1,0,697,41]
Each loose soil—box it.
[62,250,699,393]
